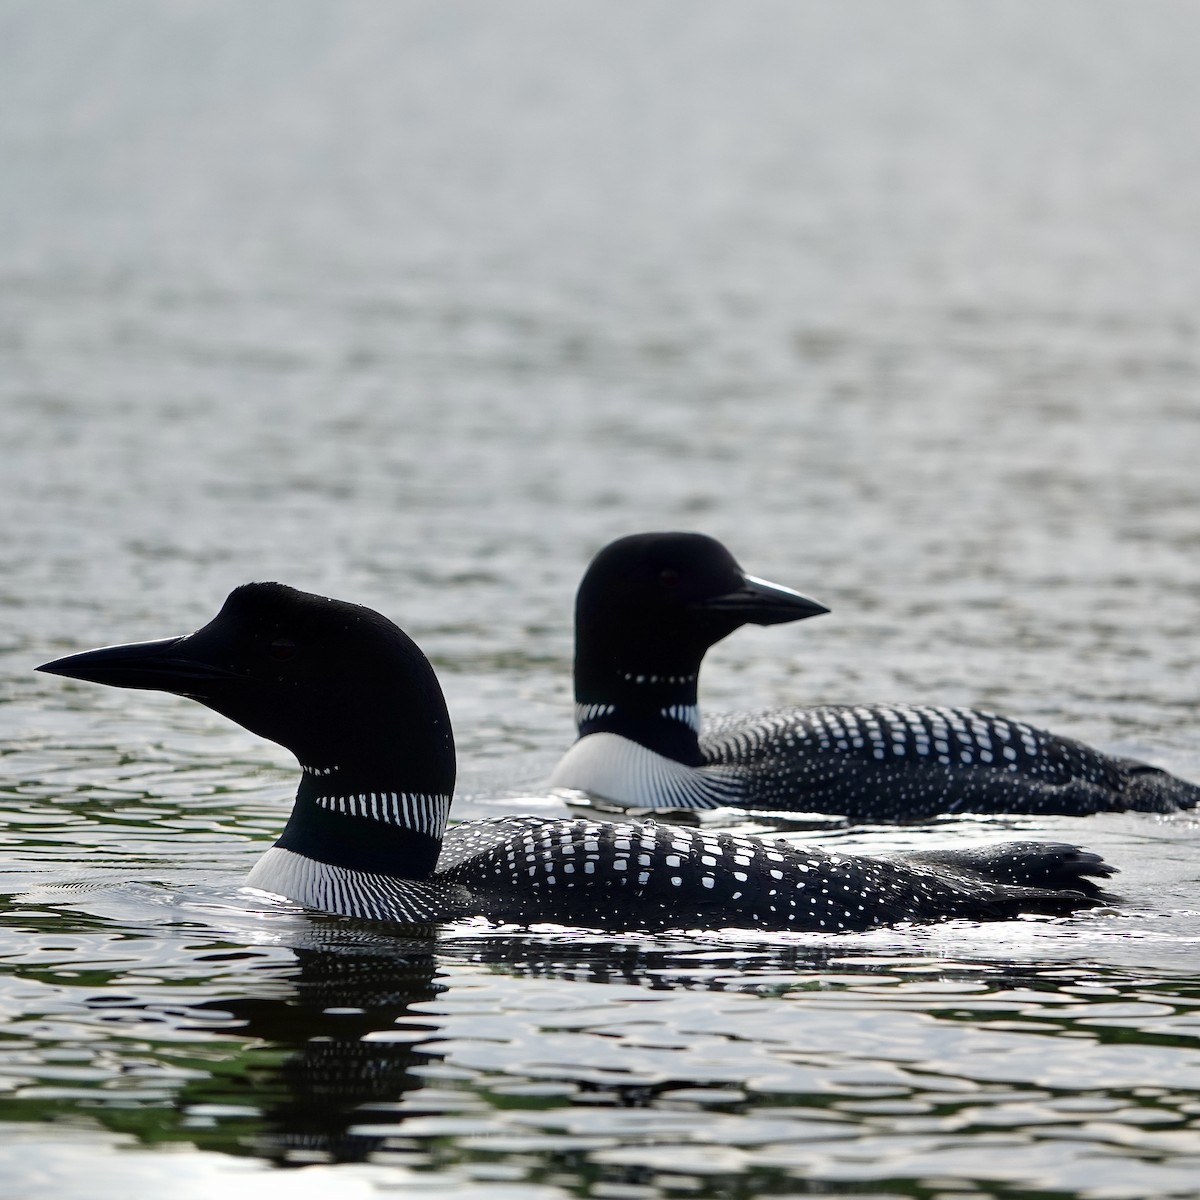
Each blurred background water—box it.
[3,2,1200,1197]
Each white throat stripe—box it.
[314,792,451,836]
[661,704,700,732]
[575,703,616,726]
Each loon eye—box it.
[659,568,680,589]
[269,637,297,661]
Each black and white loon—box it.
[38,582,1113,932]
[549,532,1200,820]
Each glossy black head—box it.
[575,532,827,679]
[38,583,455,796]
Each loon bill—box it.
[549,531,1200,820]
[39,582,1114,931]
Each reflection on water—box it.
[199,945,444,1166]
[7,910,1200,1198]
[5,0,1200,1196]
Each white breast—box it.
[245,846,451,921]
[548,732,743,809]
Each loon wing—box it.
[700,704,1199,819]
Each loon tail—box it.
[1113,758,1200,813]
[899,840,1117,900]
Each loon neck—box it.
[273,771,451,880]
[574,665,703,765]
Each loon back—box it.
[430,817,1112,932]
[551,531,1200,819]
[695,705,1200,819]
[39,581,1114,931]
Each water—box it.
[4,1,1200,1195]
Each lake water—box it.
[4,2,1200,1196]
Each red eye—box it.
[659,568,680,589]
[270,638,297,661]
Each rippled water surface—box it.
[4,2,1200,1196]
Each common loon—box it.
[548,532,1200,819]
[38,582,1113,931]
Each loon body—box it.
[39,582,1113,932]
[549,533,1200,820]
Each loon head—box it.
[37,582,455,799]
[575,532,827,679]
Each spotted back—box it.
[700,704,1132,820]
[435,814,1101,931]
